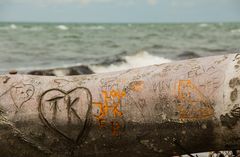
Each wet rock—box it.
[28,65,94,76]
[100,57,125,66]
[68,65,94,75]
[28,69,55,76]
[98,51,127,66]
[9,70,18,75]
[177,51,201,59]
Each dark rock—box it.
[177,51,201,59]
[100,57,125,66]
[98,51,127,66]
[68,65,94,75]
[28,70,55,76]
[9,70,18,75]
[28,65,94,76]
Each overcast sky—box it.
[0,0,240,23]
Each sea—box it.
[0,22,240,74]
[1,22,240,156]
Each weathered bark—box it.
[0,54,240,157]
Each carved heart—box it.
[10,83,35,109]
[38,87,92,144]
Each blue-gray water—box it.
[0,22,240,72]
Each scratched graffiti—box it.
[0,83,35,112]
[0,76,10,84]
[177,80,214,120]
[128,81,144,92]
[153,79,173,96]
[93,89,126,136]
[38,87,92,144]
[187,64,225,97]
[124,80,148,121]
[10,83,35,109]
[53,79,76,87]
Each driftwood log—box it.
[0,54,240,157]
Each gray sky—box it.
[0,0,240,23]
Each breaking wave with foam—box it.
[56,25,69,30]
[91,51,171,73]
[10,24,17,29]
[0,24,18,30]
[231,29,240,33]
[0,24,44,31]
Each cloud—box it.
[147,0,157,6]
[79,0,91,5]
[2,0,158,6]
[76,0,114,5]
[3,0,113,5]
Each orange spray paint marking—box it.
[93,102,106,128]
[93,89,126,136]
[177,80,214,120]
[111,121,121,136]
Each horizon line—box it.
[0,20,240,24]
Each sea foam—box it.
[10,24,17,29]
[89,25,105,30]
[56,25,69,30]
[91,51,171,73]
[199,23,208,27]
[231,29,240,33]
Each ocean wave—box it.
[231,29,240,33]
[0,24,44,31]
[0,24,17,30]
[88,25,105,30]
[10,24,17,29]
[56,25,69,30]
[91,51,171,73]
[24,26,43,31]
[79,25,105,30]
[199,23,208,27]
[3,51,170,75]
[76,25,105,30]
